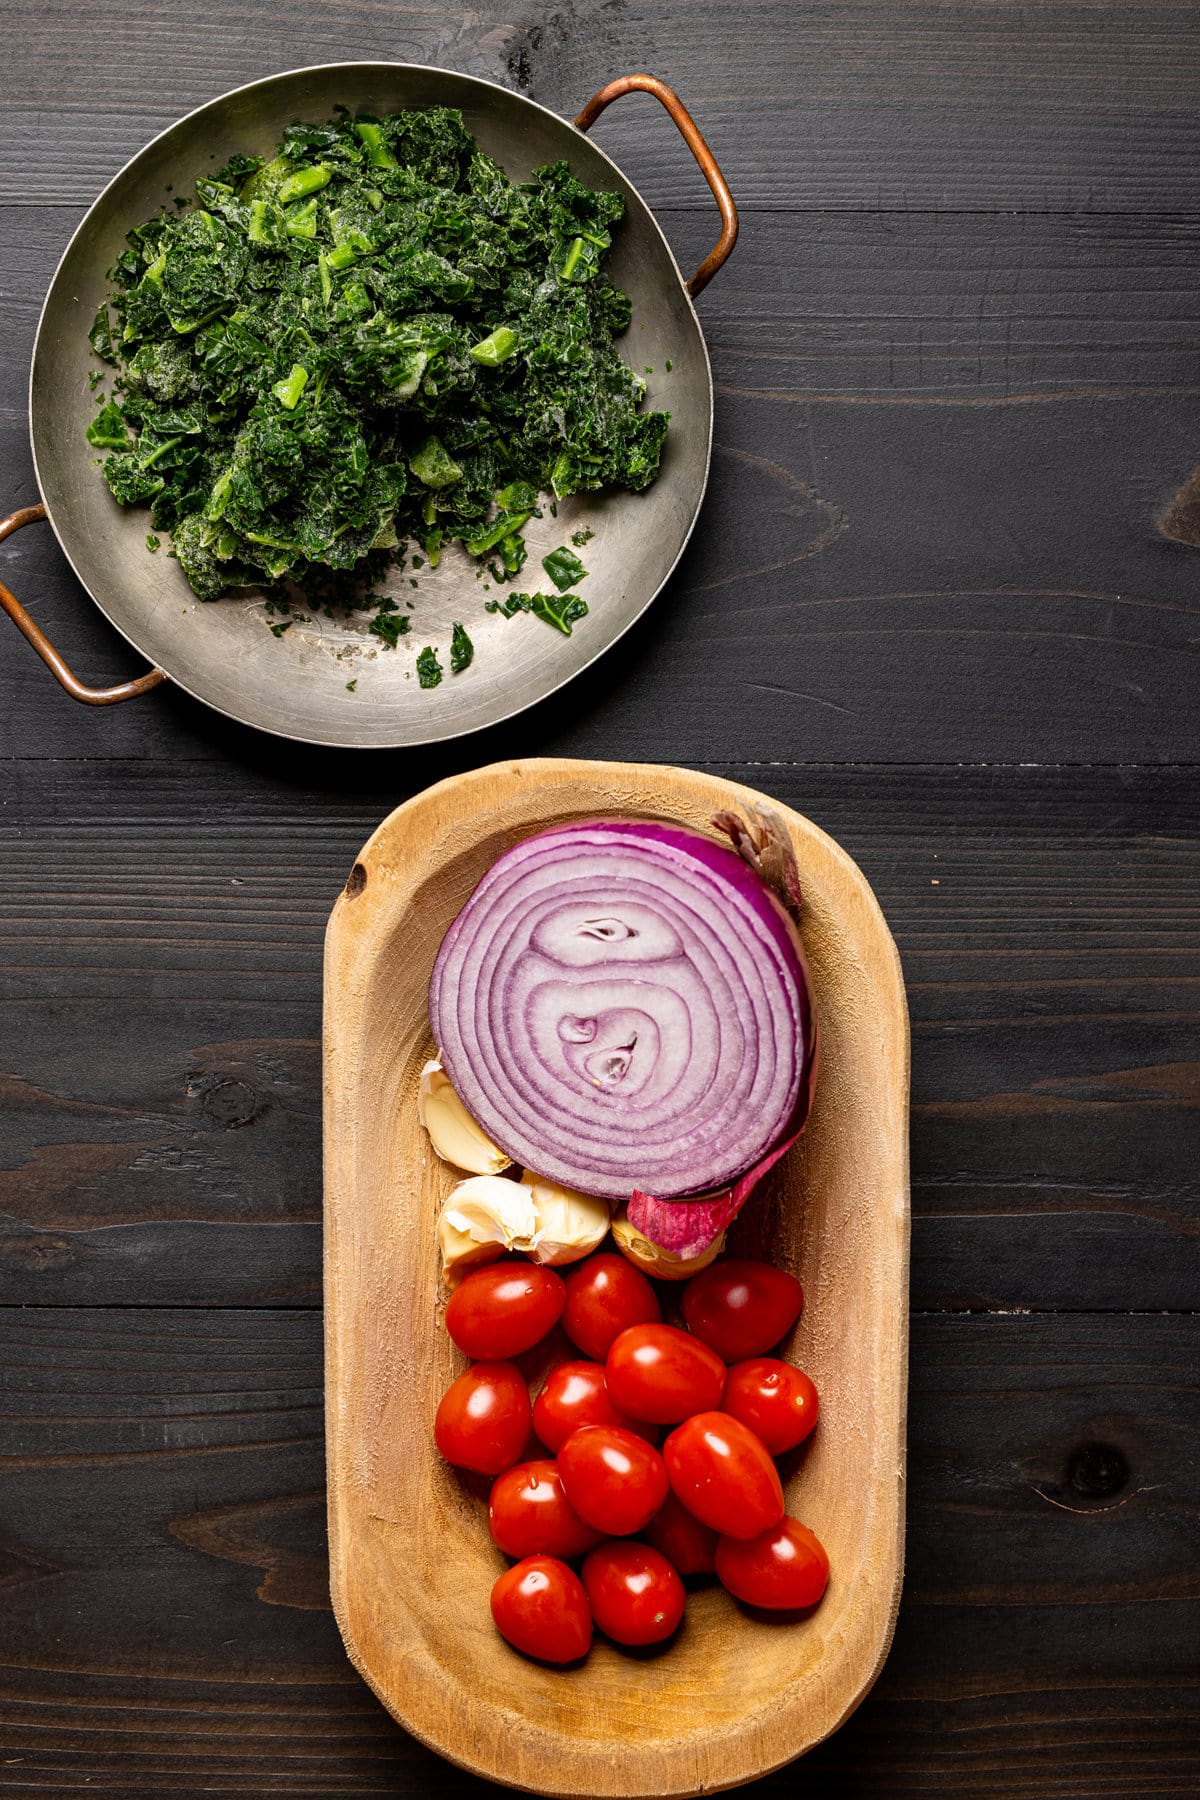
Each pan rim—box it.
[28,59,715,749]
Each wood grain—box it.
[5,203,1200,765]
[0,1307,1195,1796]
[16,207,1200,403]
[5,0,1200,214]
[323,761,908,1794]
[1,759,1195,1312]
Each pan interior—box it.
[31,63,712,747]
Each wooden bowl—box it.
[323,759,910,1796]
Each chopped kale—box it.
[368,598,410,647]
[488,589,588,636]
[488,530,527,582]
[416,644,443,687]
[485,590,533,618]
[86,401,130,450]
[570,525,594,547]
[532,591,588,635]
[214,150,264,188]
[470,325,517,366]
[409,434,462,491]
[146,533,160,552]
[87,104,668,643]
[542,545,588,592]
[89,305,117,365]
[464,508,532,559]
[450,621,474,672]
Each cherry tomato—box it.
[715,1516,830,1610]
[490,1555,592,1663]
[681,1259,803,1362]
[434,1360,531,1475]
[605,1323,726,1423]
[488,1459,605,1560]
[532,1361,657,1454]
[561,1253,661,1361]
[558,1424,669,1536]
[582,1541,686,1646]
[663,1412,784,1540]
[721,1358,819,1455]
[643,1488,719,1575]
[445,1260,566,1359]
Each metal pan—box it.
[0,64,736,747]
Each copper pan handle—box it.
[0,504,166,705]
[574,75,738,297]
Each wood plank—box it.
[0,760,1195,1311]
[703,211,1200,400]
[16,206,1200,405]
[4,1,1200,213]
[0,1307,1194,1795]
[6,382,1198,767]
[5,202,1200,765]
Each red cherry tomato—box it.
[663,1412,784,1540]
[558,1424,669,1536]
[643,1489,719,1575]
[605,1323,727,1423]
[721,1358,819,1455]
[715,1516,830,1610]
[532,1361,657,1454]
[445,1260,566,1359]
[582,1541,686,1646]
[488,1459,605,1560]
[561,1253,662,1361]
[490,1555,592,1663]
[681,1259,804,1361]
[434,1360,531,1475]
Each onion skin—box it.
[610,1208,726,1279]
[626,1121,807,1261]
[430,819,815,1204]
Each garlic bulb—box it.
[436,1172,612,1283]
[523,1177,612,1267]
[611,1208,726,1280]
[419,1058,512,1176]
[437,1175,539,1284]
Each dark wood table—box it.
[2,4,1197,1794]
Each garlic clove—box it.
[523,1177,612,1267]
[437,1174,540,1285]
[611,1207,726,1280]
[419,1057,512,1176]
[434,1167,612,1284]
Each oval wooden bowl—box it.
[323,759,910,1797]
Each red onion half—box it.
[430,819,815,1204]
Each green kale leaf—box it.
[450,621,474,672]
[490,589,588,635]
[541,545,588,592]
[416,644,443,687]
